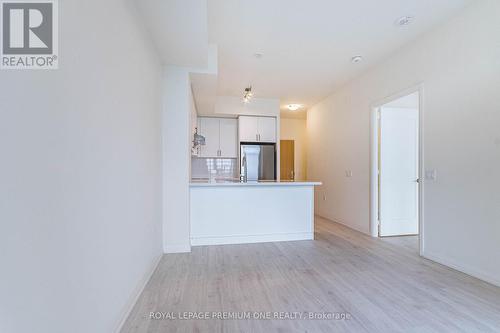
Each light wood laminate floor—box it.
[122,216,500,333]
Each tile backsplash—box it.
[191,157,239,180]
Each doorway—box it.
[374,91,420,238]
[280,140,295,181]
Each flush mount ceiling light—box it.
[351,55,363,64]
[395,16,414,26]
[287,104,302,111]
[243,86,253,103]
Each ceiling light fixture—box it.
[395,16,413,26]
[287,104,302,111]
[351,55,363,64]
[243,86,253,103]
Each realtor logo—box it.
[1,0,58,69]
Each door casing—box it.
[369,84,425,256]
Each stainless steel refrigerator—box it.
[240,143,276,181]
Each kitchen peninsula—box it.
[189,180,321,246]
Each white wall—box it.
[280,117,307,181]
[190,87,199,141]
[162,47,218,254]
[162,67,192,253]
[307,0,500,286]
[0,0,163,332]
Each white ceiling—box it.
[207,0,472,112]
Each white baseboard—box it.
[164,243,191,253]
[113,254,162,333]
[422,251,500,288]
[191,232,314,246]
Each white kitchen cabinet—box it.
[238,116,276,143]
[198,117,237,158]
[199,118,220,157]
[219,118,238,158]
[258,117,276,142]
[238,116,260,142]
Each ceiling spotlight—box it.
[287,104,302,111]
[396,16,413,26]
[351,55,363,64]
[243,86,253,103]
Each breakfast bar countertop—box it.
[189,180,322,187]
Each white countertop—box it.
[190,180,322,187]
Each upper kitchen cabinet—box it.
[199,117,220,157]
[219,118,238,158]
[258,117,276,142]
[238,116,276,143]
[238,116,259,142]
[198,117,237,158]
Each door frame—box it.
[369,84,424,256]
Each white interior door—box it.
[379,106,419,236]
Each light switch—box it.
[425,169,437,181]
[345,170,353,177]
